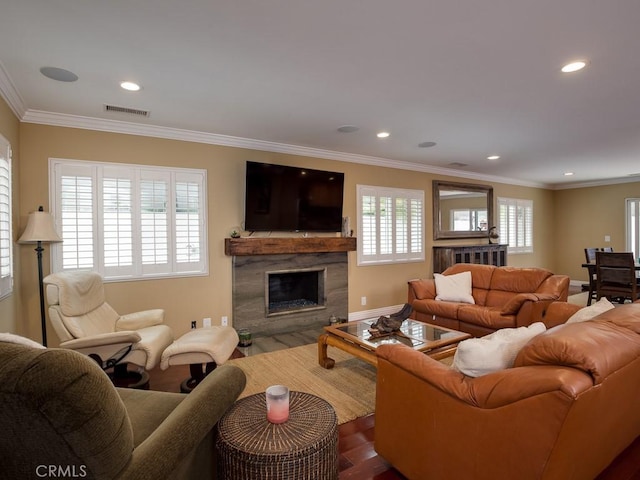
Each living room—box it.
[1,2,640,478]
[3,117,639,342]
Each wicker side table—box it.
[216,391,338,480]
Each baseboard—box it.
[570,279,587,288]
[349,304,404,322]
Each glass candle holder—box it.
[266,385,290,424]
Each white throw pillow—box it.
[434,271,475,304]
[452,322,547,377]
[566,297,615,324]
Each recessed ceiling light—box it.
[40,66,78,82]
[120,81,141,91]
[561,61,587,73]
[564,172,575,176]
[376,132,390,138]
[337,125,359,133]
[487,155,500,160]
[418,141,437,148]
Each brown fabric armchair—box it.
[0,339,246,479]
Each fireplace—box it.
[266,268,326,315]
[231,251,349,336]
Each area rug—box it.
[227,343,376,424]
[568,292,589,307]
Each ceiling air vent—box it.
[448,162,468,168]
[104,104,150,117]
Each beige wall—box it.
[0,98,21,334]
[554,183,640,283]
[14,123,562,344]
[3,108,636,344]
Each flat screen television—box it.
[244,161,345,232]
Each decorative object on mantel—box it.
[369,304,413,336]
[489,226,500,244]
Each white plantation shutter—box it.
[50,159,207,280]
[174,173,205,273]
[409,198,423,254]
[357,185,424,265]
[140,173,170,275]
[395,198,408,254]
[379,196,393,255]
[0,136,12,299]
[102,167,133,277]
[361,194,376,256]
[59,165,95,270]
[498,197,533,253]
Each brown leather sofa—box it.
[374,302,640,480]
[408,263,570,336]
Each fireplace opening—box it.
[266,268,326,316]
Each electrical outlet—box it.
[203,317,212,328]
[604,235,611,242]
[361,296,367,306]
[221,316,228,326]
[191,321,196,329]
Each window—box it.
[497,197,533,253]
[451,208,488,231]
[357,185,424,265]
[0,135,12,299]
[626,198,640,260]
[50,158,207,280]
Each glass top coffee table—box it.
[318,318,471,369]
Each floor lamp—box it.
[18,206,62,347]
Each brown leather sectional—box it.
[374,302,640,480]
[408,263,570,336]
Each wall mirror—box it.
[433,180,494,240]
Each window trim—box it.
[0,135,12,300]
[497,196,533,254]
[356,184,425,266]
[49,158,208,282]
[625,197,640,260]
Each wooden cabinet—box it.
[433,244,508,273]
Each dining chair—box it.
[583,248,599,305]
[595,251,640,304]
[584,248,599,263]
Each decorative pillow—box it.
[566,297,615,324]
[434,271,475,304]
[451,322,547,377]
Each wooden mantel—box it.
[225,237,357,256]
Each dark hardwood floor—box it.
[147,354,640,480]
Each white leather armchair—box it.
[43,271,173,387]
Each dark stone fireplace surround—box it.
[226,237,356,337]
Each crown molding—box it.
[0,61,26,119]
[20,109,549,189]
[552,175,640,190]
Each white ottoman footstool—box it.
[160,326,239,392]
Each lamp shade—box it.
[18,210,63,244]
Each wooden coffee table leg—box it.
[318,333,335,369]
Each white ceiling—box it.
[1,0,640,189]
